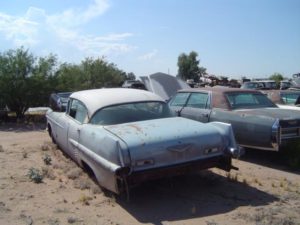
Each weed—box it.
[242,178,249,185]
[78,194,93,205]
[41,143,50,151]
[227,172,238,182]
[43,154,52,165]
[42,167,56,180]
[0,145,4,152]
[73,177,92,190]
[27,168,43,183]
[67,168,82,180]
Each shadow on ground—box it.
[240,148,300,174]
[117,171,278,225]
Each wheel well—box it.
[47,124,52,137]
[81,160,96,178]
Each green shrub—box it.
[27,168,43,183]
[43,154,52,165]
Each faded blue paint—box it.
[104,117,226,171]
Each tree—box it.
[269,73,284,84]
[56,57,126,91]
[177,51,206,82]
[0,47,58,118]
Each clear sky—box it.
[0,0,299,79]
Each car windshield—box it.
[225,92,277,109]
[90,101,172,125]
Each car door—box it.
[180,92,211,123]
[168,92,190,116]
[66,99,88,163]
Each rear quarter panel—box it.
[209,108,275,149]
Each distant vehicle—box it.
[240,81,264,90]
[264,89,300,110]
[169,87,300,151]
[122,80,146,90]
[46,88,241,194]
[241,80,278,90]
[280,81,292,90]
[49,92,72,112]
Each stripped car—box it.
[49,92,72,112]
[46,88,241,194]
[169,87,300,151]
[264,89,300,110]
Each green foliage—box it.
[55,57,128,91]
[0,48,131,118]
[0,48,58,118]
[43,154,52,165]
[177,51,206,81]
[269,73,284,84]
[27,167,44,183]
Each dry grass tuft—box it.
[42,167,56,180]
[73,177,93,190]
[67,168,83,180]
[78,194,93,205]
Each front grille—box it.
[280,127,300,140]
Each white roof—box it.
[70,88,165,117]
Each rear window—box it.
[226,92,277,109]
[90,101,172,125]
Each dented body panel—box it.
[46,88,241,194]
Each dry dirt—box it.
[0,123,300,225]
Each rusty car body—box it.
[46,88,241,194]
[169,87,300,151]
[263,90,300,111]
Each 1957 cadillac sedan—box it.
[46,88,241,194]
[169,87,300,151]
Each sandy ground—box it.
[0,123,300,225]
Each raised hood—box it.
[104,117,232,172]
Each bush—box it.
[27,168,43,183]
[43,154,52,165]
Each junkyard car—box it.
[169,87,300,151]
[264,90,300,110]
[49,92,72,112]
[46,88,241,194]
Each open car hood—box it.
[140,72,191,101]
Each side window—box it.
[169,93,190,107]
[68,99,88,123]
[186,93,209,109]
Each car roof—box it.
[70,88,164,117]
[177,87,265,109]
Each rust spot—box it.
[126,124,143,133]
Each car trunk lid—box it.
[104,117,226,172]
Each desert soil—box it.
[0,123,300,225]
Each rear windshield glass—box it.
[225,92,277,109]
[90,101,172,125]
